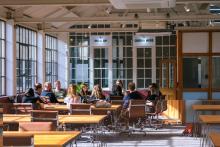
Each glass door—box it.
[160,60,177,99]
[93,47,109,88]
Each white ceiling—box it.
[0,0,220,32]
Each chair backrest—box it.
[13,103,33,114]
[19,122,54,131]
[110,96,123,101]
[69,103,91,115]
[128,100,146,120]
[15,93,25,103]
[111,100,123,105]
[3,134,34,146]
[31,110,58,130]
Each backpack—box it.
[182,124,193,137]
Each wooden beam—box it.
[0,0,110,6]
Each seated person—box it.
[122,82,142,109]
[22,88,42,103]
[146,83,162,102]
[34,83,42,97]
[53,80,67,99]
[41,82,59,103]
[118,82,142,129]
[111,79,124,96]
[78,83,91,103]
[90,84,109,102]
[64,84,81,108]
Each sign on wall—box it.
[90,35,112,46]
[133,35,155,46]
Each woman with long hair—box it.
[64,84,81,107]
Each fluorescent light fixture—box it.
[184,4,190,12]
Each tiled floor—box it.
[76,125,201,147]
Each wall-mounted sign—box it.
[133,35,155,46]
[90,35,112,46]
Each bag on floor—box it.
[182,123,193,136]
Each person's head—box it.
[44,82,52,91]
[55,80,61,90]
[116,80,123,87]
[25,88,34,97]
[34,83,42,94]
[92,84,103,99]
[81,83,89,93]
[67,84,77,97]
[149,83,158,94]
[128,82,135,91]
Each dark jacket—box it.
[122,91,142,109]
[111,85,123,96]
[41,90,58,103]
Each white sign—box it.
[90,35,112,46]
[133,35,155,46]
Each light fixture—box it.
[146,8,151,13]
[105,6,112,14]
[88,24,92,29]
[121,24,126,28]
[209,20,214,27]
[184,4,190,12]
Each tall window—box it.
[16,26,37,93]
[45,35,58,85]
[156,34,176,85]
[136,48,152,88]
[112,32,133,89]
[69,33,90,85]
[0,20,5,95]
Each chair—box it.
[110,96,123,101]
[19,122,54,131]
[13,103,33,114]
[69,104,91,115]
[15,93,25,103]
[146,99,167,129]
[31,110,59,131]
[3,134,34,147]
[128,100,146,133]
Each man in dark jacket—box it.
[41,82,59,103]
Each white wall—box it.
[37,31,45,84]
[182,32,209,53]
[5,20,16,96]
[57,32,68,88]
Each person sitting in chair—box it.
[41,82,59,103]
[111,79,124,96]
[118,82,142,130]
[78,83,91,103]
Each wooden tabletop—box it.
[44,104,121,111]
[3,114,107,124]
[44,104,69,111]
[4,131,80,147]
[91,105,121,111]
[59,115,107,124]
[192,105,220,111]
[209,132,220,147]
[3,114,31,123]
[199,115,220,124]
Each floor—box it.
[76,125,201,147]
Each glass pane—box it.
[183,57,209,88]
[212,57,220,89]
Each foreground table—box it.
[4,131,81,147]
[209,132,220,147]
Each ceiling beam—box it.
[0,0,110,6]
[45,28,138,33]
[1,0,220,6]
[15,14,220,23]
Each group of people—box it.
[22,79,162,111]
[22,80,66,104]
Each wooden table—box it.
[44,104,121,111]
[4,131,80,147]
[192,105,220,137]
[209,132,220,147]
[3,114,107,124]
[192,105,220,111]
[199,115,220,147]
